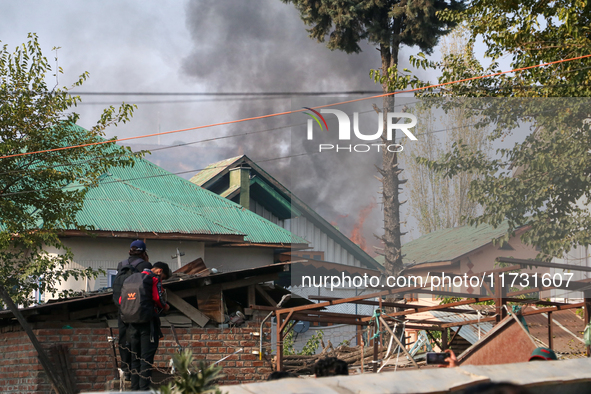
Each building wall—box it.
[204,247,275,273]
[287,216,362,268]
[0,322,271,394]
[46,237,206,296]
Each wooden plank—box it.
[0,284,72,394]
[548,311,553,350]
[174,257,206,275]
[379,316,419,369]
[166,290,210,327]
[255,285,277,307]
[196,290,224,323]
[247,285,256,307]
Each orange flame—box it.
[350,198,376,252]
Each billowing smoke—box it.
[181,0,415,254]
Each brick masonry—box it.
[0,321,273,393]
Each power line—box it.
[69,90,384,96]
[2,52,590,161]
[0,118,483,196]
[0,101,420,177]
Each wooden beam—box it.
[548,311,553,350]
[255,285,277,307]
[247,285,256,308]
[360,298,495,322]
[166,290,209,327]
[0,284,73,394]
[379,316,419,369]
[448,326,462,347]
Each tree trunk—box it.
[379,36,403,279]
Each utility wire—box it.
[0,119,487,197]
[0,100,421,177]
[2,52,590,161]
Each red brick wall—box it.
[0,322,272,393]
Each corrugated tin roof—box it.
[101,158,308,245]
[75,175,242,235]
[375,222,510,267]
[524,310,587,357]
[191,155,382,270]
[222,358,591,394]
[430,307,495,345]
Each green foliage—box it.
[0,34,142,306]
[283,324,324,356]
[282,0,465,56]
[437,1,591,98]
[160,350,224,394]
[413,2,591,258]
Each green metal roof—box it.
[100,157,307,245]
[191,155,382,270]
[374,222,511,267]
[75,175,243,235]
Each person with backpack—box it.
[119,261,171,391]
[112,240,152,381]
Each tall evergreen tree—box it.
[283,0,464,276]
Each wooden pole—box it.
[379,316,419,369]
[547,311,553,350]
[0,283,72,394]
[275,310,283,371]
[584,294,591,357]
[373,320,378,373]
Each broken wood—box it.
[0,283,73,394]
[166,290,209,327]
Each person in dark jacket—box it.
[123,261,171,391]
[116,240,152,381]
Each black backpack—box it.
[112,258,145,304]
[120,272,154,324]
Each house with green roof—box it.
[48,150,308,295]
[374,222,540,297]
[190,155,382,320]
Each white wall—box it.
[47,237,205,295]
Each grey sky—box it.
[1,1,518,254]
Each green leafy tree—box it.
[283,0,465,276]
[0,34,140,307]
[416,2,591,260]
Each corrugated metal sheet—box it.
[524,310,587,356]
[76,176,242,235]
[192,155,381,270]
[79,157,307,245]
[430,306,494,345]
[375,222,511,267]
[222,358,591,394]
